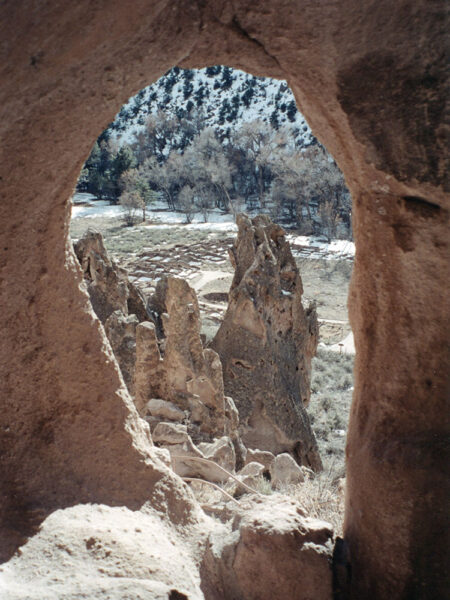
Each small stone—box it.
[197,436,236,473]
[152,422,189,445]
[270,453,305,488]
[146,398,185,422]
[245,449,275,471]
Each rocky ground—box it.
[0,207,355,600]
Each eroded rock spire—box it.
[211,214,322,470]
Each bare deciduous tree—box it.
[178,185,197,223]
[119,190,144,226]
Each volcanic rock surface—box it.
[74,228,147,324]
[74,228,149,391]
[136,276,236,445]
[201,494,333,600]
[212,215,322,470]
[1,2,448,598]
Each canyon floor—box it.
[70,199,353,344]
[70,199,354,486]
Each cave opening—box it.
[70,65,354,536]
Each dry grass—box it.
[278,467,345,536]
[308,347,354,480]
[188,468,345,537]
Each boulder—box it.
[201,494,333,600]
[152,422,189,445]
[0,504,206,600]
[145,398,186,423]
[244,449,275,471]
[224,461,266,497]
[197,436,236,474]
[270,453,305,488]
[211,215,322,470]
[236,461,265,491]
[152,423,233,484]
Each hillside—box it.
[79,67,351,240]
[108,66,317,151]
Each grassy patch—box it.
[308,348,354,480]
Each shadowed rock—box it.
[104,311,139,394]
[74,229,143,323]
[201,495,333,600]
[75,229,149,391]
[211,214,322,470]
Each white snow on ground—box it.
[71,203,124,218]
[323,332,355,354]
[287,234,355,260]
[72,192,97,204]
[71,195,352,256]
[71,193,238,231]
[71,195,123,218]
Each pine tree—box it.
[221,66,233,90]
[287,100,297,122]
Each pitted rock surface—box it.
[1,3,448,597]
[136,276,237,445]
[74,229,149,391]
[104,311,139,394]
[212,214,322,470]
[201,494,333,600]
[74,229,147,324]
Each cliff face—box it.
[212,214,321,470]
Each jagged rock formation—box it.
[197,437,236,475]
[74,229,149,390]
[135,276,241,449]
[211,214,322,470]
[74,236,247,469]
[104,311,139,393]
[74,228,147,324]
[1,497,333,600]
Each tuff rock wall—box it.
[211,214,322,471]
[0,1,448,598]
